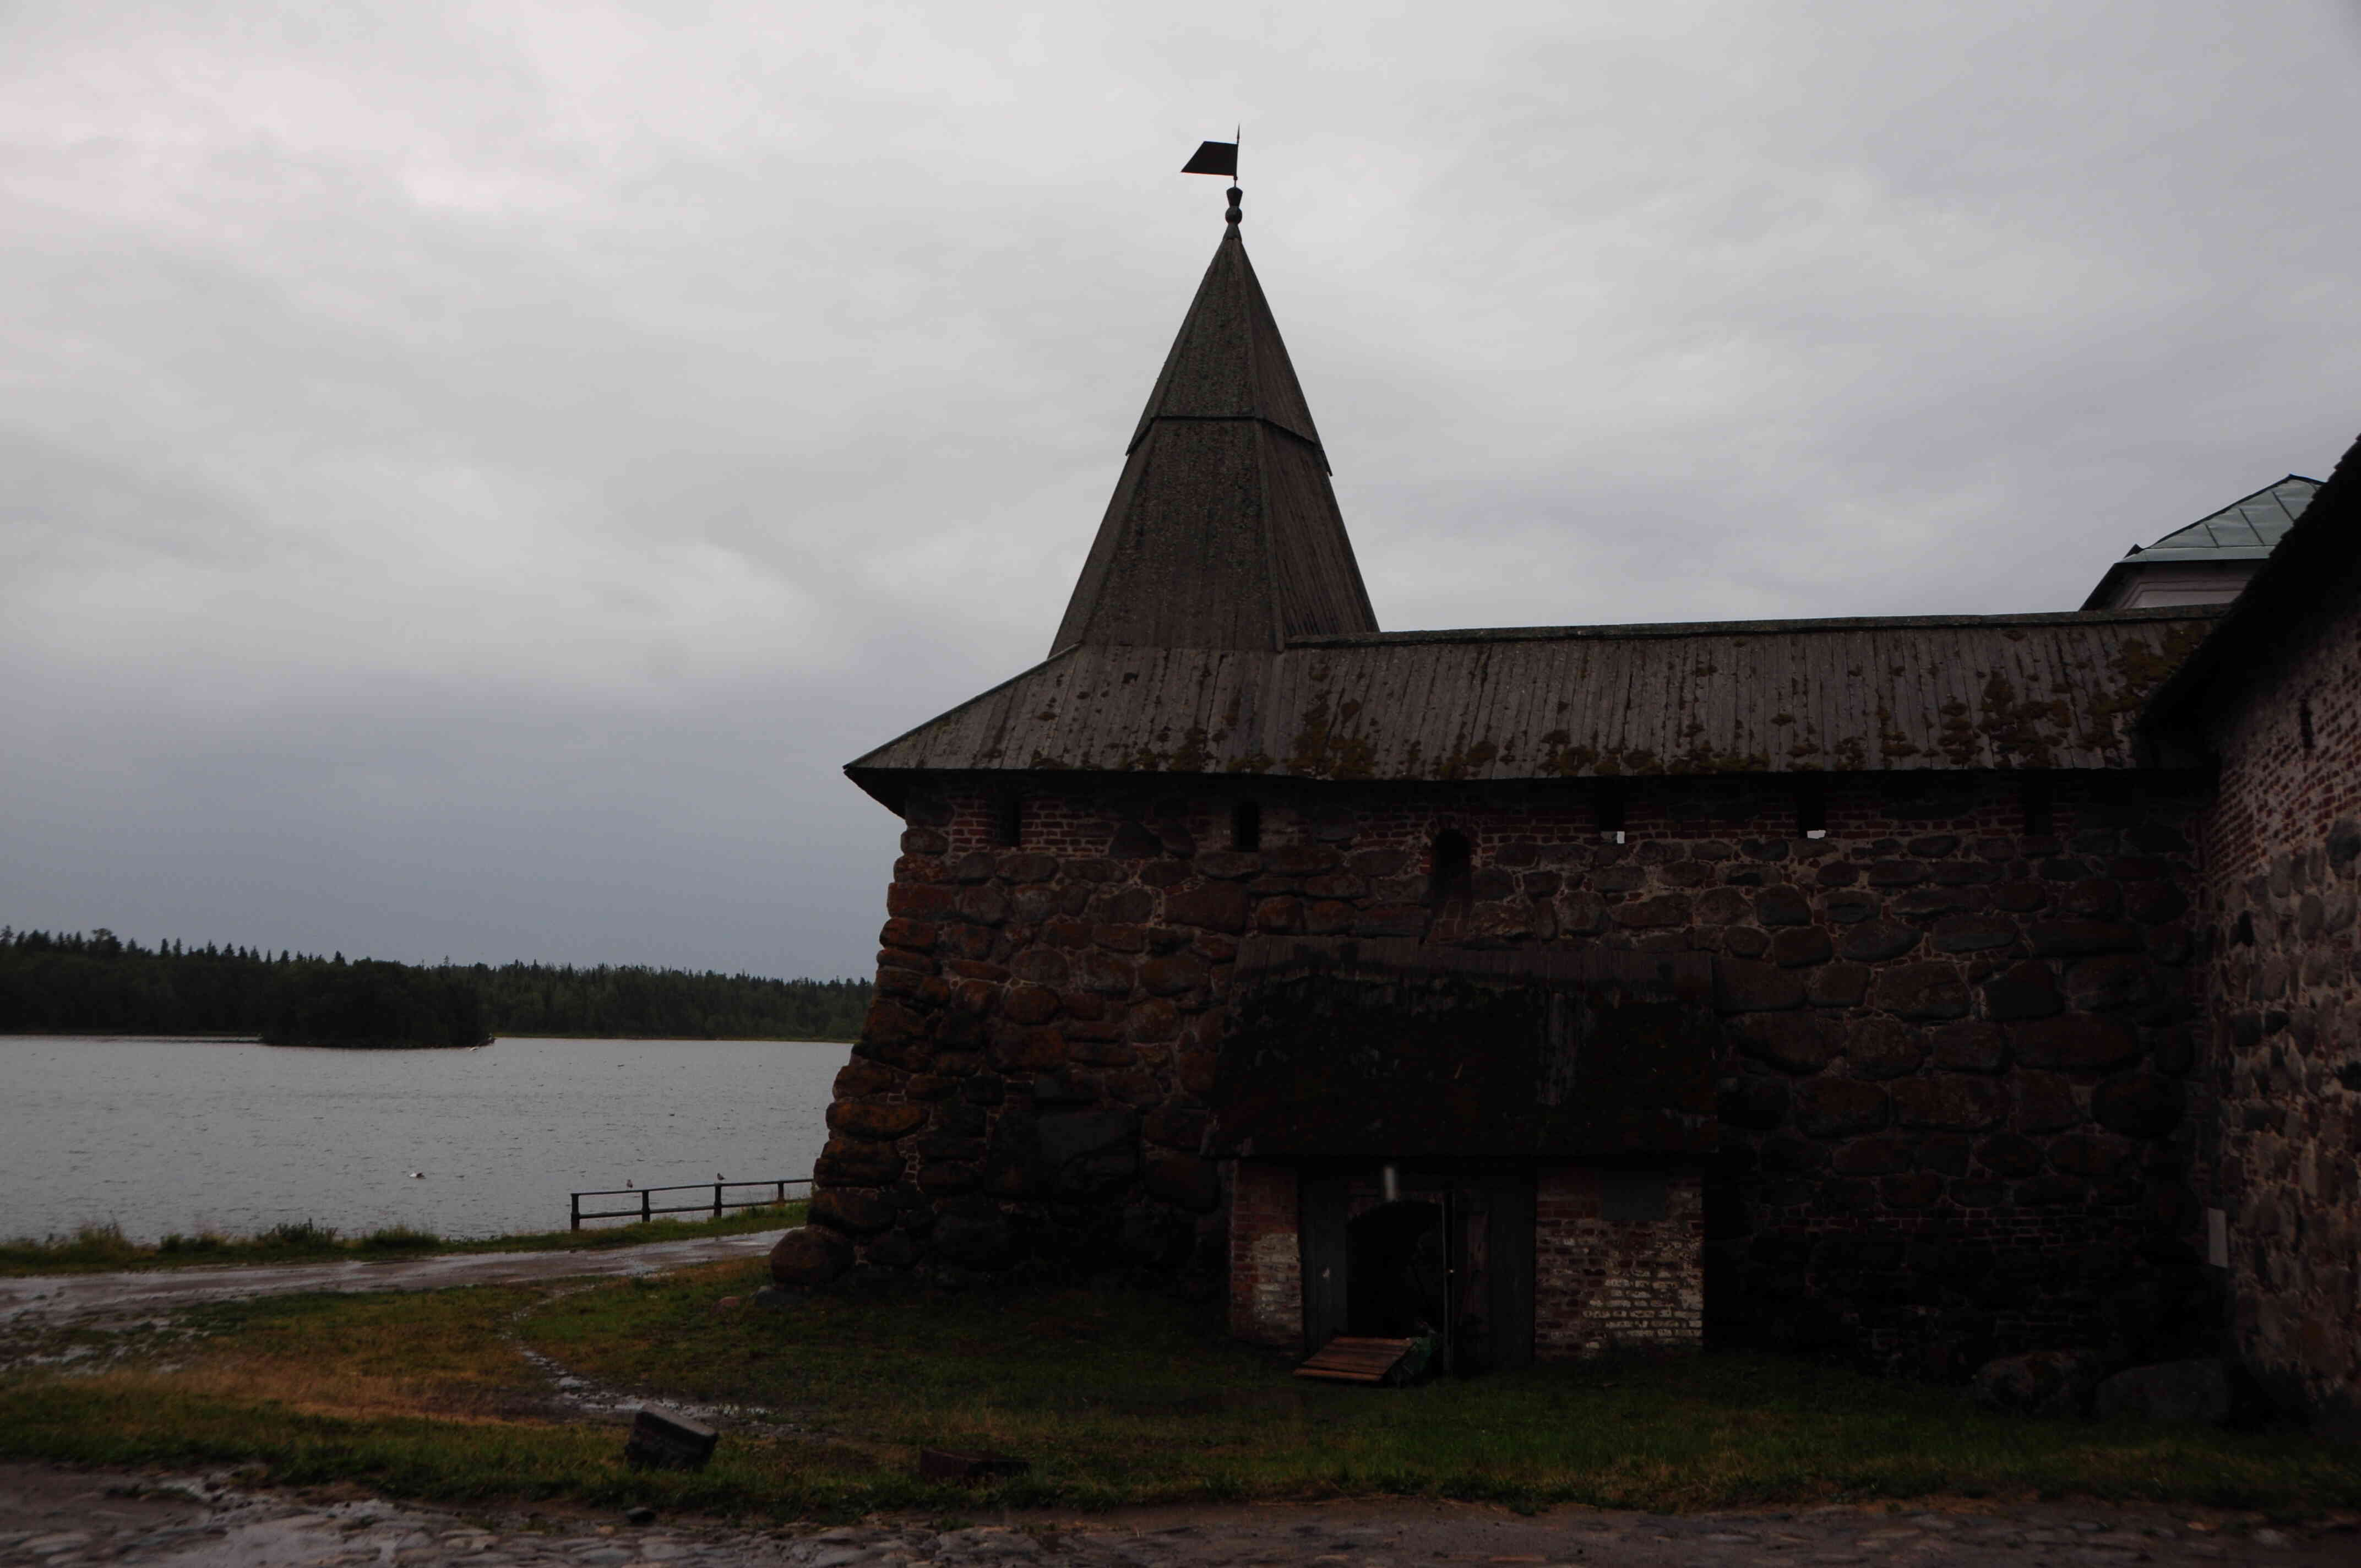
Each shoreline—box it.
[0,1031,855,1043]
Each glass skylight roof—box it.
[2137,476,2319,556]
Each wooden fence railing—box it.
[569,1177,811,1230]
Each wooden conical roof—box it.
[1051,222,1378,654]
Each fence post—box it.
[642,1188,651,1224]
[714,1182,723,1218]
[775,1180,784,1206]
[570,1193,580,1232]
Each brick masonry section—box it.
[1228,1161,1299,1346]
[2195,590,2361,1430]
[1536,1167,1706,1356]
[820,770,2214,1370]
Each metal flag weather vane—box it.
[1181,129,1242,224]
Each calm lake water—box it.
[0,1036,851,1244]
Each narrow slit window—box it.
[1595,782,1627,845]
[1428,828,1475,910]
[2021,776,2053,837]
[1231,798,1261,852]
[2300,700,2316,752]
[993,794,1024,848]
[1795,776,1827,839]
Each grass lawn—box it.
[5,1255,2359,1521]
[0,1205,804,1276]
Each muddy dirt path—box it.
[0,1232,784,1325]
[3,1462,2352,1568]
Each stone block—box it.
[815,1137,906,1187]
[1771,926,1834,967]
[1873,961,1970,1020]
[769,1224,853,1287]
[1932,913,2018,952]
[1846,1017,1924,1079]
[834,1059,902,1098]
[2014,1071,2082,1133]
[1807,962,1870,1007]
[1615,894,1691,927]
[2013,1014,2142,1071]
[888,882,960,920]
[862,998,929,1046]
[1821,890,1879,924]
[1734,1011,1834,1072]
[624,1406,717,1472]
[1071,950,1137,995]
[1840,920,1920,961]
[986,1027,1067,1072]
[1140,952,1211,995]
[955,885,1010,925]
[1932,1021,2007,1072]
[1356,902,1430,937]
[1253,896,1306,933]
[1111,998,1169,1044]
[811,1187,897,1235]
[1796,1079,1889,1136]
[1831,1134,1912,1174]
[2046,1134,2130,1178]
[915,1163,977,1197]
[1894,886,1985,918]
[1891,1075,2008,1131]
[1983,960,2061,1021]
[827,1099,928,1142]
[1717,959,1807,1012]
[1008,947,1072,987]
[998,852,1059,884]
[1992,879,2047,912]
[999,984,1062,1025]
[2064,955,2159,1013]
[1974,1133,2043,1177]
[1165,881,1248,932]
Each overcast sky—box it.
[5,1,2359,982]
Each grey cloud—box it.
[3,0,2358,977]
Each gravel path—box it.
[0,1233,785,1325]
[2,1465,2354,1568]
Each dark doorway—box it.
[1303,1170,1535,1373]
[1346,1199,1448,1339]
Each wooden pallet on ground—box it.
[1293,1336,1419,1384]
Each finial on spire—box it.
[1226,186,1242,226]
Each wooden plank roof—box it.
[1051,222,1377,655]
[847,607,2222,802]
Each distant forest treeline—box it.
[0,929,871,1042]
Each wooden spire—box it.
[1051,205,1378,654]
